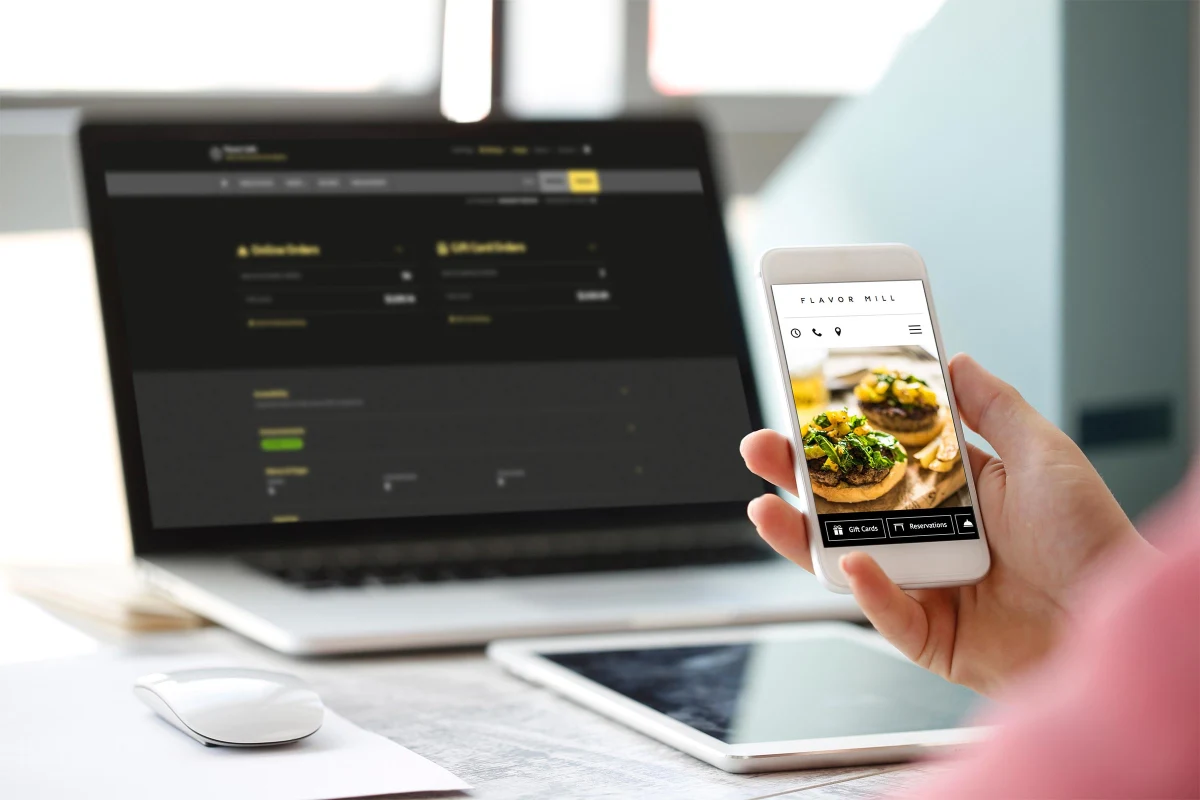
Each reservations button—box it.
[824,518,886,541]
[887,515,955,538]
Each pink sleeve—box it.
[916,529,1200,799]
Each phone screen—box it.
[770,280,980,547]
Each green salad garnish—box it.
[854,368,938,410]
[802,408,907,473]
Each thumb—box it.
[948,353,1059,465]
[839,552,930,665]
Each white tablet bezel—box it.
[487,622,988,774]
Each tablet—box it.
[487,623,986,773]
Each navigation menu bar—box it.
[106,169,703,198]
[819,507,979,547]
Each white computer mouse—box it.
[134,668,324,747]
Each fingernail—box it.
[746,496,764,524]
[738,433,754,460]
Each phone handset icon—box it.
[811,328,823,337]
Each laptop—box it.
[79,120,858,654]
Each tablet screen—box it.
[547,636,981,743]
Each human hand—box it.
[740,354,1157,695]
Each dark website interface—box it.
[98,130,760,529]
[770,280,979,548]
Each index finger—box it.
[739,429,798,496]
[948,353,1059,467]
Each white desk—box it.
[2,593,940,800]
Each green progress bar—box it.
[260,437,304,452]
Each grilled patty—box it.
[860,401,938,432]
[807,458,892,487]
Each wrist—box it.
[1075,527,1161,600]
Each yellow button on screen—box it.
[567,170,601,194]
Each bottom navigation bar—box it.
[820,507,979,547]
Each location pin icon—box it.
[834,326,842,336]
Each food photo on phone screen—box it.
[773,280,977,547]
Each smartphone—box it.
[760,244,990,592]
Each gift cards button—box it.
[824,518,885,541]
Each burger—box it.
[853,368,947,447]
[802,409,907,503]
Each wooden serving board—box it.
[814,460,967,515]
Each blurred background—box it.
[1,0,1195,566]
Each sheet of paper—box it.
[0,651,469,800]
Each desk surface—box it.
[1,585,948,799]
[111,625,942,800]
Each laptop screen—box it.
[82,122,762,546]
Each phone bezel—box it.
[759,244,990,592]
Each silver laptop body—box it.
[80,119,858,654]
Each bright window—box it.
[0,0,442,93]
[650,0,947,96]
[504,0,625,119]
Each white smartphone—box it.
[760,244,990,592]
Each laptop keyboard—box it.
[242,529,773,591]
